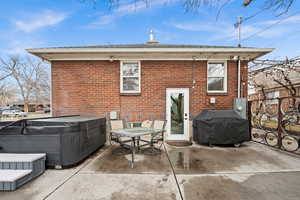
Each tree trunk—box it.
[24,102,29,113]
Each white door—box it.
[166,88,189,141]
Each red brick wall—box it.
[51,60,248,120]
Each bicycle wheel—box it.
[251,115,261,128]
[259,114,269,130]
[251,129,265,143]
[281,98,300,115]
[282,115,299,131]
[282,135,299,152]
[265,132,278,146]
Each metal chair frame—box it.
[109,119,131,147]
[139,120,167,154]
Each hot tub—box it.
[0,116,106,168]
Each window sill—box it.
[207,92,228,96]
[120,93,141,96]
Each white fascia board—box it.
[27,47,274,54]
[48,57,238,61]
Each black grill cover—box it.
[193,110,250,145]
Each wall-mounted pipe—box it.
[232,56,241,98]
[238,58,241,98]
[192,56,197,88]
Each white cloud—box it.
[170,21,238,41]
[92,15,115,25]
[13,10,68,32]
[90,0,177,26]
[1,39,44,55]
[170,15,300,43]
[115,1,148,15]
[173,23,218,32]
[259,14,300,25]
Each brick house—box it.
[27,39,272,141]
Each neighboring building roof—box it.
[9,100,50,106]
[27,43,274,61]
[9,101,35,106]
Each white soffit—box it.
[27,47,274,61]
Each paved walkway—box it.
[1,142,300,200]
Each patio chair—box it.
[110,119,128,144]
[140,120,167,155]
[109,119,133,155]
[138,120,153,146]
[141,120,153,128]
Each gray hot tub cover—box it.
[0,116,106,168]
[193,110,250,145]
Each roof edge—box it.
[27,47,274,54]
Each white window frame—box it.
[120,60,141,93]
[207,61,227,93]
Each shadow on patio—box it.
[83,145,172,174]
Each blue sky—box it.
[0,0,300,59]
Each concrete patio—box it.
[1,142,300,200]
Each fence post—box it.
[277,98,283,148]
[248,101,252,140]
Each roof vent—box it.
[147,29,159,44]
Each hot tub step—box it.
[0,153,46,169]
[0,153,46,191]
[0,169,32,191]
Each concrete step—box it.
[0,153,46,191]
[0,153,46,169]
[0,169,32,191]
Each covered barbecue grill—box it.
[193,110,250,145]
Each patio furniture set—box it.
[110,119,166,168]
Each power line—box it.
[241,10,300,42]
[242,7,270,23]
[249,56,300,70]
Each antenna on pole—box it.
[234,16,242,47]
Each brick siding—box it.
[51,60,248,121]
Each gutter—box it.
[26,47,274,54]
[26,47,274,62]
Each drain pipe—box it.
[238,58,241,98]
[233,56,241,98]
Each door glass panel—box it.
[170,92,184,135]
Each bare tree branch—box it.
[249,57,300,102]
[0,82,17,106]
[243,0,254,6]
[80,0,295,16]
[243,0,295,16]
[0,56,50,112]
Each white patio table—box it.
[110,127,162,168]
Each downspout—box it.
[192,56,196,89]
[49,60,53,116]
[238,58,241,98]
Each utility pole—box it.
[234,16,243,98]
[234,16,243,47]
